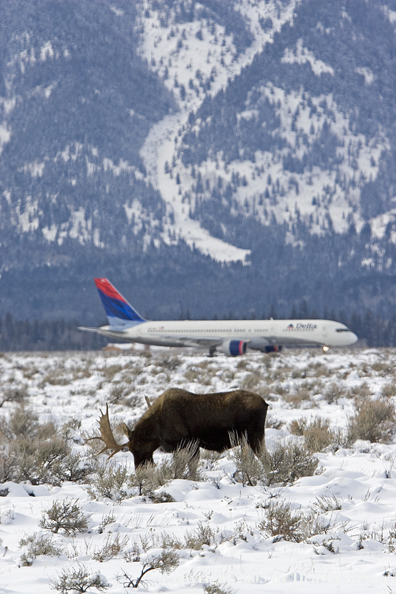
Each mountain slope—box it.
[2,0,396,322]
[0,0,174,260]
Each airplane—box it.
[79,278,359,356]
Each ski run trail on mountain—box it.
[138,0,300,263]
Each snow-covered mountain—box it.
[2,0,396,321]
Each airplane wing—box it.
[78,326,128,335]
[153,334,223,348]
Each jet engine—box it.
[218,340,248,356]
[264,345,283,353]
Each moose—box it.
[93,388,268,468]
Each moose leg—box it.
[248,403,268,458]
[251,436,268,458]
[187,443,200,478]
[247,426,268,458]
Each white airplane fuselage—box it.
[81,279,358,355]
[93,318,358,350]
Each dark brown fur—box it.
[123,388,268,468]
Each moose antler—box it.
[89,404,130,459]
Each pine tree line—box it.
[0,313,107,351]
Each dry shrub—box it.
[230,433,318,487]
[382,383,396,398]
[0,452,18,483]
[129,442,200,498]
[123,394,144,408]
[156,356,182,371]
[289,417,336,453]
[156,532,183,550]
[163,440,200,481]
[61,418,82,440]
[8,405,39,437]
[183,368,200,381]
[303,419,336,452]
[87,462,131,501]
[204,583,235,594]
[259,499,346,544]
[288,418,306,436]
[291,368,306,379]
[0,386,27,408]
[307,363,330,377]
[0,407,92,485]
[273,384,287,397]
[19,532,63,566]
[9,436,71,485]
[51,565,110,593]
[312,494,343,513]
[371,362,393,375]
[261,442,319,486]
[284,385,312,408]
[135,349,152,359]
[230,433,263,486]
[240,372,261,391]
[93,534,129,562]
[347,382,371,399]
[101,364,124,381]
[41,365,70,385]
[118,549,179,589]
[71,366,92,380]
[324,383,341,404]
[108,384,127,404]
[236,359,250,370]
[347,398,396,443]
[185,522,216,549]
[129,463,161,498]
[40,499,88,535]
[258,499,305,542]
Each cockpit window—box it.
[336,327,350,332]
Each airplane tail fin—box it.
[94,278,145,326]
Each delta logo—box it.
[284,322,317,332]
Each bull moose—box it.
[94,388,268,468]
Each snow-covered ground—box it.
[1,347,396,593]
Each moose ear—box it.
[122,423,133,440]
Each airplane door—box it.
[322,325,327,338]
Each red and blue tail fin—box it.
[94,278,145,326]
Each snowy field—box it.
[1,347,396,594]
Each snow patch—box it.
[40,41,54,61]
[0,124,11,156]
[110,5,124,16]
[42,224,58,242]
[355,67,374,85]
[21,161,45,177]
[282,39,334,76]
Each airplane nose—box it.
[350,332,358,344]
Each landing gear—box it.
[208,346,216,357]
